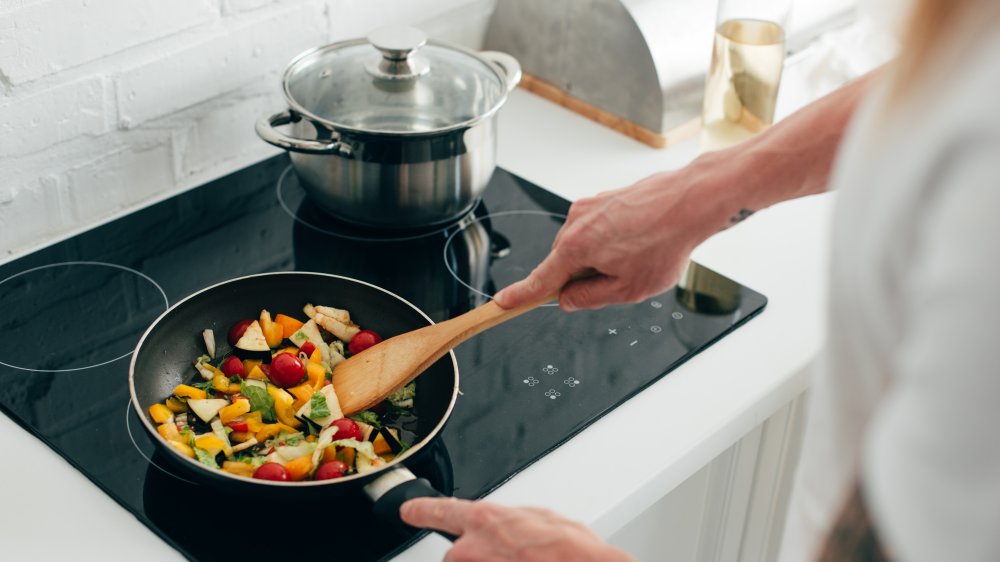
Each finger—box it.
[559,274,623,311]
[401,497,474,536]
[494,250,576,309]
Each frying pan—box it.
[128,272,458,533]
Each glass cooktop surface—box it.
[0,156,766,560]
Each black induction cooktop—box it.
[0,156,766,561]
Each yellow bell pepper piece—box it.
[267,385,303,429]
[306,362,326,392]
[244,411,264,433]
[168,440,195,458]
[306,434,317,443]
[219,400,251,424]
[157,422,181,441]
[309,348,323,364]
[255,422,299,443]
[284,454,313,481]
[260,309,284,348]
[274,313,304,337]
[173,384,207,400]
[194,435,226,455]
[212,373,231,393]
[148,403,173,424]
[222,461,255,478]
[372,432,393,456]
[229,431,254,443]
[288,383,314,410]
[246,364,268,381]
[164,396,188,414]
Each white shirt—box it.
[779,11,1000,562]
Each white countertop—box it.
[0,52,844,561]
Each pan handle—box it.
[366,467,458,542]
[255,110,353,156]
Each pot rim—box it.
[281,37,514,137]
[128,271,460,489]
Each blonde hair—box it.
[893,0,992,97]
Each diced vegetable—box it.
[173,384,207,401]
[231,437,258,453]
[267,385,303,429]
[348,329,382,355]
[314,312,360,344]
[219,400,250,424]
[222,461,255,477]
[305,362,325,391]
[211,419,234,457]
[288,383,315,410]
[157,422,181,441]
[253,462,289,481]
[227,318,255,346]
[164,396,188,414]
[187,398,229,423]
[295,385,343,429]
[269,353,305,388]
[285,454,313,482]
[194,447,220,469]
[148,404,173,424]
[168,440,196,458]
[194,435,226,455]
[234,320,270,360]
[202,329,216,359]
[259,309,284,348]
[274,313,304,337]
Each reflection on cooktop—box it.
[0,155,766,561]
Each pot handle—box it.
[366,466,458,542]
[479,51,522,94]
[255,111,352,156]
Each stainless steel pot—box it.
[256,27,521,229]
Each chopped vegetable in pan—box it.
[148,304,415,482]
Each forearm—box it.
[691,68,882,235]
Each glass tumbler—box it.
[700,0,792,152]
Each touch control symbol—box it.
[608,328,618,335]
[542,365,559,375]
[650,325,662,333]
[650,301,663,309]
[672,311,684,320]
[524,376,539,387]
[563,377,580,387]
[544,389,561,400]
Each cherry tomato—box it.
[221,356,245,378]
[299,341,317,358]
[226,420,249,432]
[253,462,290,481]
[330,418,361,441]
[227,318,255,346]
[314,460,348,480]
[268,353,305,388]
[348,330,382,355]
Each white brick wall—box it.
[0,0,497,260]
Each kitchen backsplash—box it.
[0,0,496,260]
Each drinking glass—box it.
[700,0,793,151]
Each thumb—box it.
[558,275,622,311]
[494,252,573,309]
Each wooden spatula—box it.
[332,291,557,416]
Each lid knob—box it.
[366,26,430,80]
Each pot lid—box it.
[283,26,517,134]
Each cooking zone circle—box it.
[276,166,480,242]
[0,262,168,372]
[125,400,198,485]
[443,211,567,303]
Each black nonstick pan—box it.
[128,272,458,533]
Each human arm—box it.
[400,497,636,562]
[494,70,880,311]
